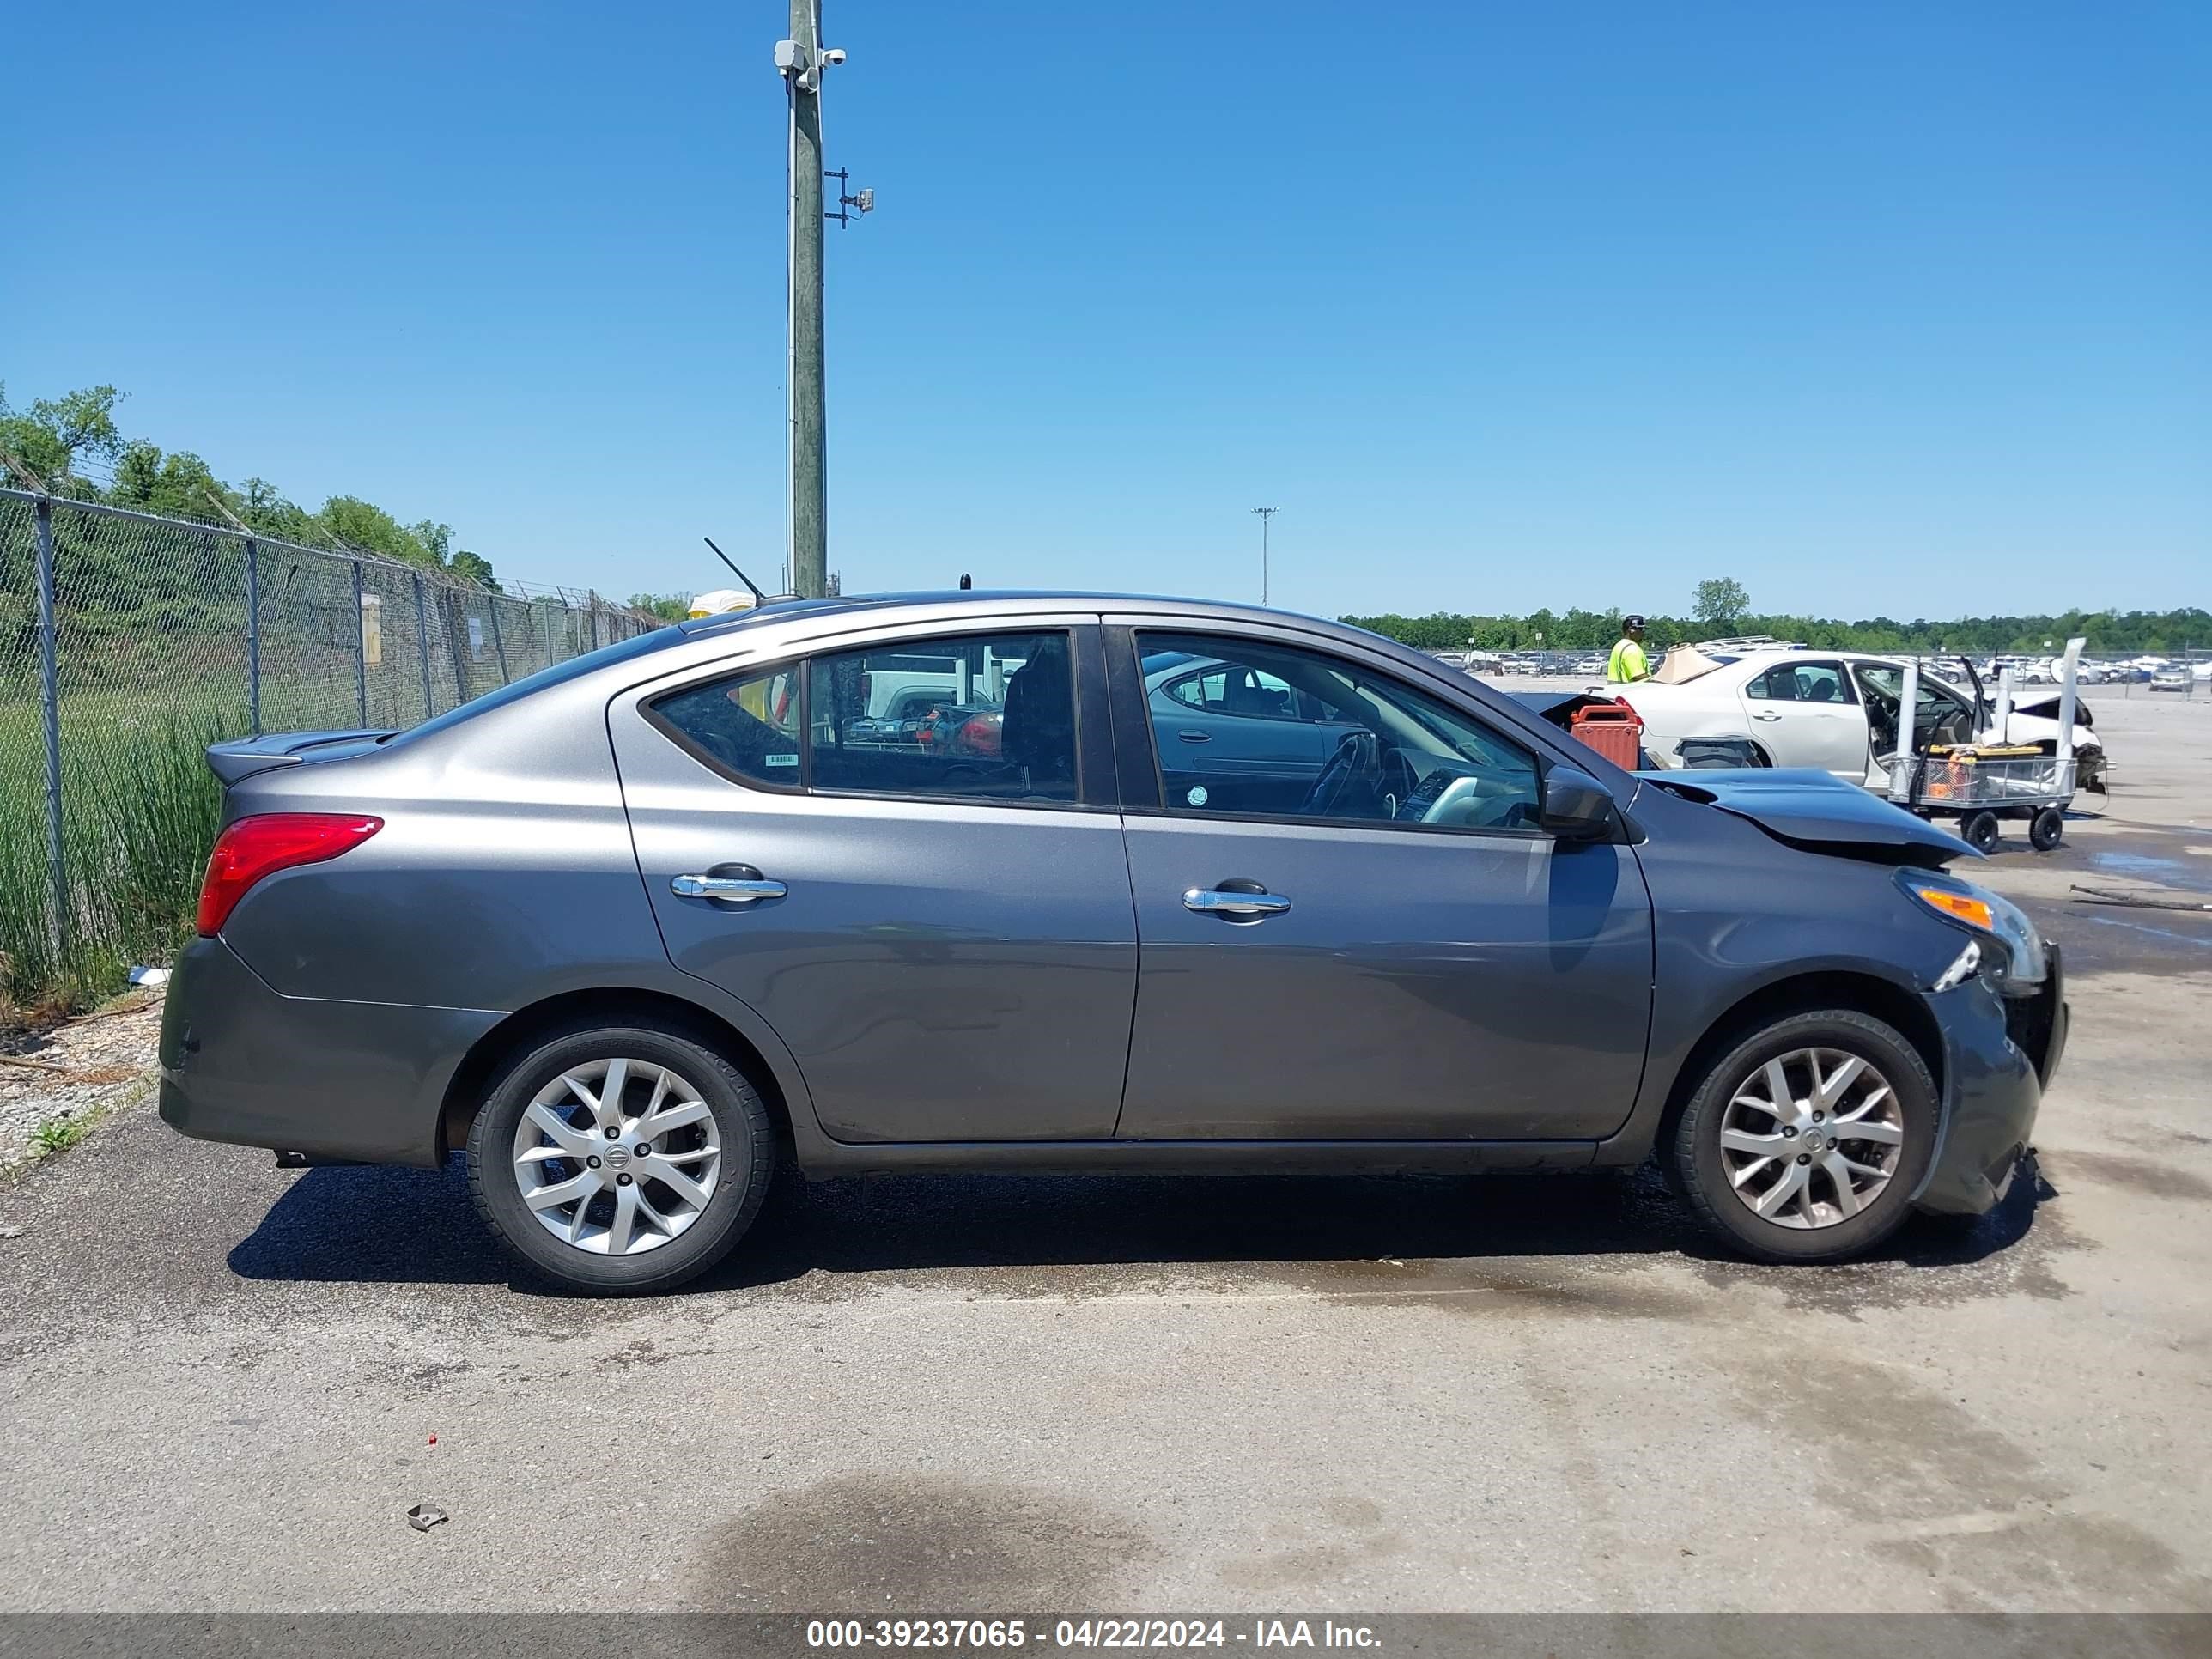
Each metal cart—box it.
[1876,748,2077,853]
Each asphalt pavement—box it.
[2,694,2207,1615]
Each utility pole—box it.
[781,2,829,599]
[775,5,868,599]
[1251,507,1278,606]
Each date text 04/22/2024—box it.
[805,1620,1382,1650]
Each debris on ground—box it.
[0,994,163,1170]
[127,967,171,988]
[2070,884,2212,912]
[406,1504,449,1532]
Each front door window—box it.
[1138,633,1540,830]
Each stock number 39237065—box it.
[805,1620,1231,1649]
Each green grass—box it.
[0,689,237,1012]
[28,1111,94,1157]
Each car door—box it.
[1738,659,1867,779]
[609,620,1139,1144]
[1851,661,1978,785]
[1108,623,1654,1142]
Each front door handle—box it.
[1750,711,1783,722]
[1183,886,1291,919]
[672,873,787,903]
[1177,729,1211,743]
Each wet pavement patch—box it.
[1684,1164,2080,1313]
[695,1473,1158,1609]
[2041,1148,2212,1205]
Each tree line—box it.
[1346,575,2211,657]
[1,381,497,586]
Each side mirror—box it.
[1540,764,1616,841]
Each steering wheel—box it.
[1298,730,1382,819]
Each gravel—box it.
[0,992,162,1171]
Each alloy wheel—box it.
[1718,1047,1905,1230]
[509,1057,722,1255]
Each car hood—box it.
[1636,767,1973,867]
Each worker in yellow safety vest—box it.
[1607,615,1650,684]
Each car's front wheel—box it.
[466,1021,775,1294]
[1670,1010,1937,1263]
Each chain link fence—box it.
[0,485,659,1004]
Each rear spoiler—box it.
[205,729,396,787]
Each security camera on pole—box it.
[775,4,870,599]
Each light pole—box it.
[1251,507,1277,606]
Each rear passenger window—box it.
[810,631,1076,803]
[1747,662,1851,704]
[652,665,802,787]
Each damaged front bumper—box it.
[1914,942,2067,1215]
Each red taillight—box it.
[957,715,1002,757]
[196,813,383,937]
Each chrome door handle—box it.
[1750,711,1783,721]
[1183,887,1291,918]
[672,873,787,903]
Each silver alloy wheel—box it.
[510,1057,722,1255]
[1718,1047,1905,1230]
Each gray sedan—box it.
[161,594,2064,1293]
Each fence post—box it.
[589,596,602,650]
[351,561,369,726]
[245,535,262,736]
[446,590,472,703]
[32,498,68,952]
[487,594,511,684]
[412,571,435,718]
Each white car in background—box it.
[1620,650,2105,792]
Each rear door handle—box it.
[1183,887,1291,919]
[672,873,787,903]
[1177,729,1210,743]
[1750,711,1783,722]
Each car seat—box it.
[1000,639,1075,791]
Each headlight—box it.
[1898,869,2049,992]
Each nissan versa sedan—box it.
[160,594,2067,1294]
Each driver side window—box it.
[1136,632,1541,831]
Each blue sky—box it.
[5,2,2204,619]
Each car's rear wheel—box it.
[465,1021,775,1294]
[1670,1010,1936,1263]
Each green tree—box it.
[314,496,438,565]
[1692,577,1750,629]
[0,381,125,484]
[629,592,693,623]
[447,550,498,587]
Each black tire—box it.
[1669,1010,1938,1264]
[466,1020,775,1295]
[2029,807,2064,851]
[1961,811,2001,854]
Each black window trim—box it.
[644,623,1108,814]
[1123,627,1552,842]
